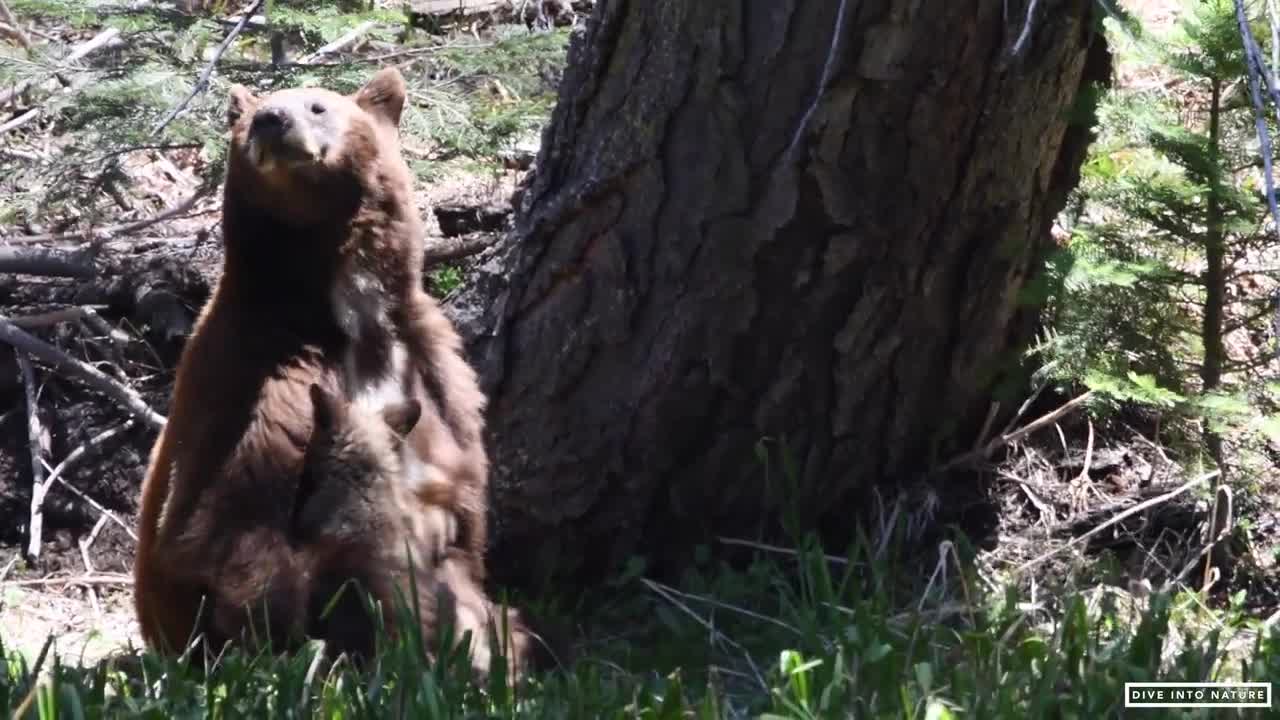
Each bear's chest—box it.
[330,269,412,407]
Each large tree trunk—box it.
[451,0,1111,588]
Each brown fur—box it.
[133,68,491,654]
[289,385,530,675]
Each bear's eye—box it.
[310,103,326,115]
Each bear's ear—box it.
[381,398,421,439]
[352,67,406,129]
[309,383,345,433]
[227,84,259,127]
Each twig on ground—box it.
[0,573,133,587]
[0,245,96,278]
[717,536,851,566]
[1012,471,1218,576]
[0,0,34,56]
[51,474,137,542]
[3,189,209,244]
[0,316,166,429]
[640,578,767,692]
[80,515,108,574]
[972,401,1001,452]
[6,306,110,330]
[645,578,804,637]
[0,27,120,107]
[81,516,108,616]
[0,103,42,136]
[38,420,139,542]
[0,145,42,161]
[298,20,377,63]
[0,555,17,582]
[19,354,52,560]
[152,0,266,136]
[423,232,502,266]
[936,391,1095,473]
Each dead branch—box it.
[1012,471,1218,577]
[37,419,140,542]
[18,354,51,560]
[717,536,852,566]
[80,514,108,574]
[0,245,96,278]
[3,189,208,244]
[151,0,266,136]
[0,145,41,161]
[0,315,166,429]
[0,0,33,56]
[0,106,38,136]
[298,20,377,63]
[0,573,133,587]
[935,391,1094,473]
[423,232,501,266]
[0,27,120,107]
[6,306,109,330]
[41,421,137,483]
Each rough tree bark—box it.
[449,0,1112,587]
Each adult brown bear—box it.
[133,68,494,658]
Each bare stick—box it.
[19,354,51,559]
[81,517,108,618]
[79,306,133,358]
[1012,471,1217,576]
[152,0,266,136]
[298,20,376,64]
[0,316,166,429]
[35,420,139,541]
[82,515,108,561]
[0,106,38,135]
[0,27,120,107]
[51,473,137,541]
[1,573,133,587]
[7,306,109,329]
[423,233,501,266]
[3,189,207,244]
[640,578,767,691]
[0,246,95,278]
[0,0,33,56]
[936,391,1094,473]
[716,536,851,566]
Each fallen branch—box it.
[0,315,166,429]
[0,573,133,587]
[717,536,851,566]
[3,189,208,244]
[0,105,38,136]
[0,27,120,107]
[298,20,377,63]
[423,232,501,266]
[6,306,110,330]
[1012,471,1217,577]
[0,245,96,278]
[935,391,1094,473]
[0,0,33,56]
[39,420,139,542]
[152,0,266,136]
[19,354,51,560]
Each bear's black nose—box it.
[250,106,291,138]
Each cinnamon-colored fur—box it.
[289,385,529,675]
[133,68,491,654]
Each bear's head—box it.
[224,68,412,227]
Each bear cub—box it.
[291,385,530,677]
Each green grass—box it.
[5,533,1279,718]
